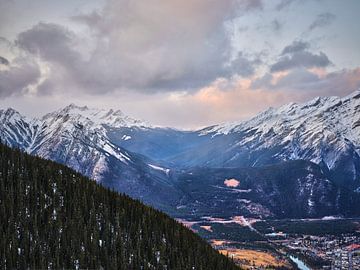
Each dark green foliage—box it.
[0,143,239,269]
[173,160,360,219]
[253,219,360,236]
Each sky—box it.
[0,0,360,129]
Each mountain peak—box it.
[0,107,25,123]
[65,103,89,111]
[59,103,90,115]
[1,107,19,115]
[42,104,150,129]
[344,89,360,100]
[202,90,360,136]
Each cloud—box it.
[281,40,309,55]
[270,40,331,72]
[275,0,296,11]
[238,0,263,11]
[16,23,88,95]
[252,67,360,96]
[309,12,336,31]
[155,66,360,127]
[0,56,9,65]
[17,23,80,65]
[271,19,282,32]
[0,37,12,47]
[12,1,262,96]
[230,52,261,77]
[80,0,253,90]
[70,11,102,28]
[0,58,41,98]
[275,68,320,88]
[271,51,331,72]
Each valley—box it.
[178,216,360,269]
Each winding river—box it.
[289,255,311,270]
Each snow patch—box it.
[92,156,108,181]
[148,164,170,175]
[102,143,131,163]
[121,135,132,141]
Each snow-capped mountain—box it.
[0,108,40,150]
[31,103,151,173]
[0,104,180,210]
[1,91,360,218]
[167,91,360,191]
[201,91,360,147]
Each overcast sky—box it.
[1,0,360,129]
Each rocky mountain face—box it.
[0,104,182,211]
[1,91,360,219]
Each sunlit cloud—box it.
[0,0,359,128]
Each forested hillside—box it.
[0,143,238,269]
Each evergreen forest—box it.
[0,143,239,269]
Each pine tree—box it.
[0,143,240,269]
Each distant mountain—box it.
[106,91,360,192]
[116,91,360,190]
[1,91,360,219]
[191,91,360,191]
[0,142,238,269]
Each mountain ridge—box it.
[1,90,360,219]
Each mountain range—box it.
[1,91,360,219]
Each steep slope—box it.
[0,105,181,211]
[0,143,239,270]
[0,108,40,150]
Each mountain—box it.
[105,91,360,192]
[1,91,360,219]
[0,104,182,212]
[189,91,360,191]
[0,142,238,269]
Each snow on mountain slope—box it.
[1,92,360,218]
[42,103,150,129]
[196,90,360,189]
[31,104,144,169]
[0,104,149,178]
[201,91,360,144]
[0,104,181,210]
[0,108,41,150]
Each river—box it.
[289,255,311,270]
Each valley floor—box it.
[177,217,360,269]
[218,248,292,269]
